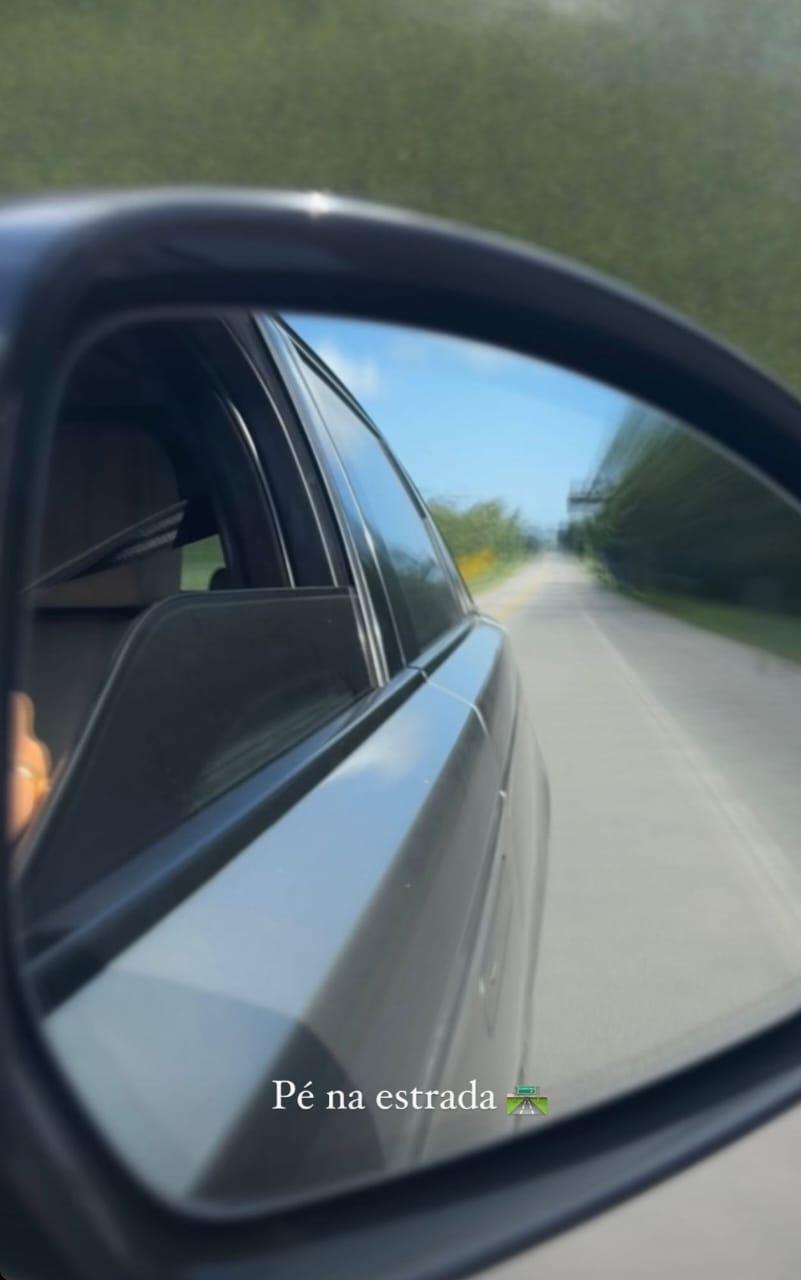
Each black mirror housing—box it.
[3,189,801,1280]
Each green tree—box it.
[569,407,801,613]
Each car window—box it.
[34,437,228,608]
[180,533,227,590]
[298,356,465,658]
[15,321,372,926]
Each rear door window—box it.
[16,321,372,929]
[180,533,227,590]
[297,357,465,658]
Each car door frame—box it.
[232,313,530,1180]
[11,312,383,979]
[6,301,528,1236]
[256,313,539,1140]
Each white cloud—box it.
[452,337,510,371]
[316,341,383,401]
[389,328,511,374]
[388,330,432,367]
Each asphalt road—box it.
[477,551,801,1114]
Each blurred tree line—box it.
[562,409,801,614]
[429,498,537,582]
[2,0,800,393]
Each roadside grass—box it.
[584,554,616,590]
[623,587,801,667]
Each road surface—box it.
[477,552,801,1113]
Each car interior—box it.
[25,326,237,766]
[14,321,372,936]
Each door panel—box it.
[421,619,549,1109]
[44,664,504,1204]
[418,619,518,777]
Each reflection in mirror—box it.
[10,312,801,1211]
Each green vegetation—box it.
[428,497,537,588]
[563,408,801,664]
[630,590,801,666]
[180,536,225,591]
[428,497,534,562]
[565,408,801,612]
[3,1,801,393]
[458,553,531,595]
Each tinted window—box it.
[15,323,371,923]
[301,361,463,657]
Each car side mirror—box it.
[2,190,801,1280]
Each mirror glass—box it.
[10,311,801,1209]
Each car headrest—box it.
[36,424,182,609]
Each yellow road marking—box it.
[485,576,543,623]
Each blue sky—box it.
[287,315,633,531]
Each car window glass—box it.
[298,357,464,657]
[180,534,226,590]
[14,321,372,925]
